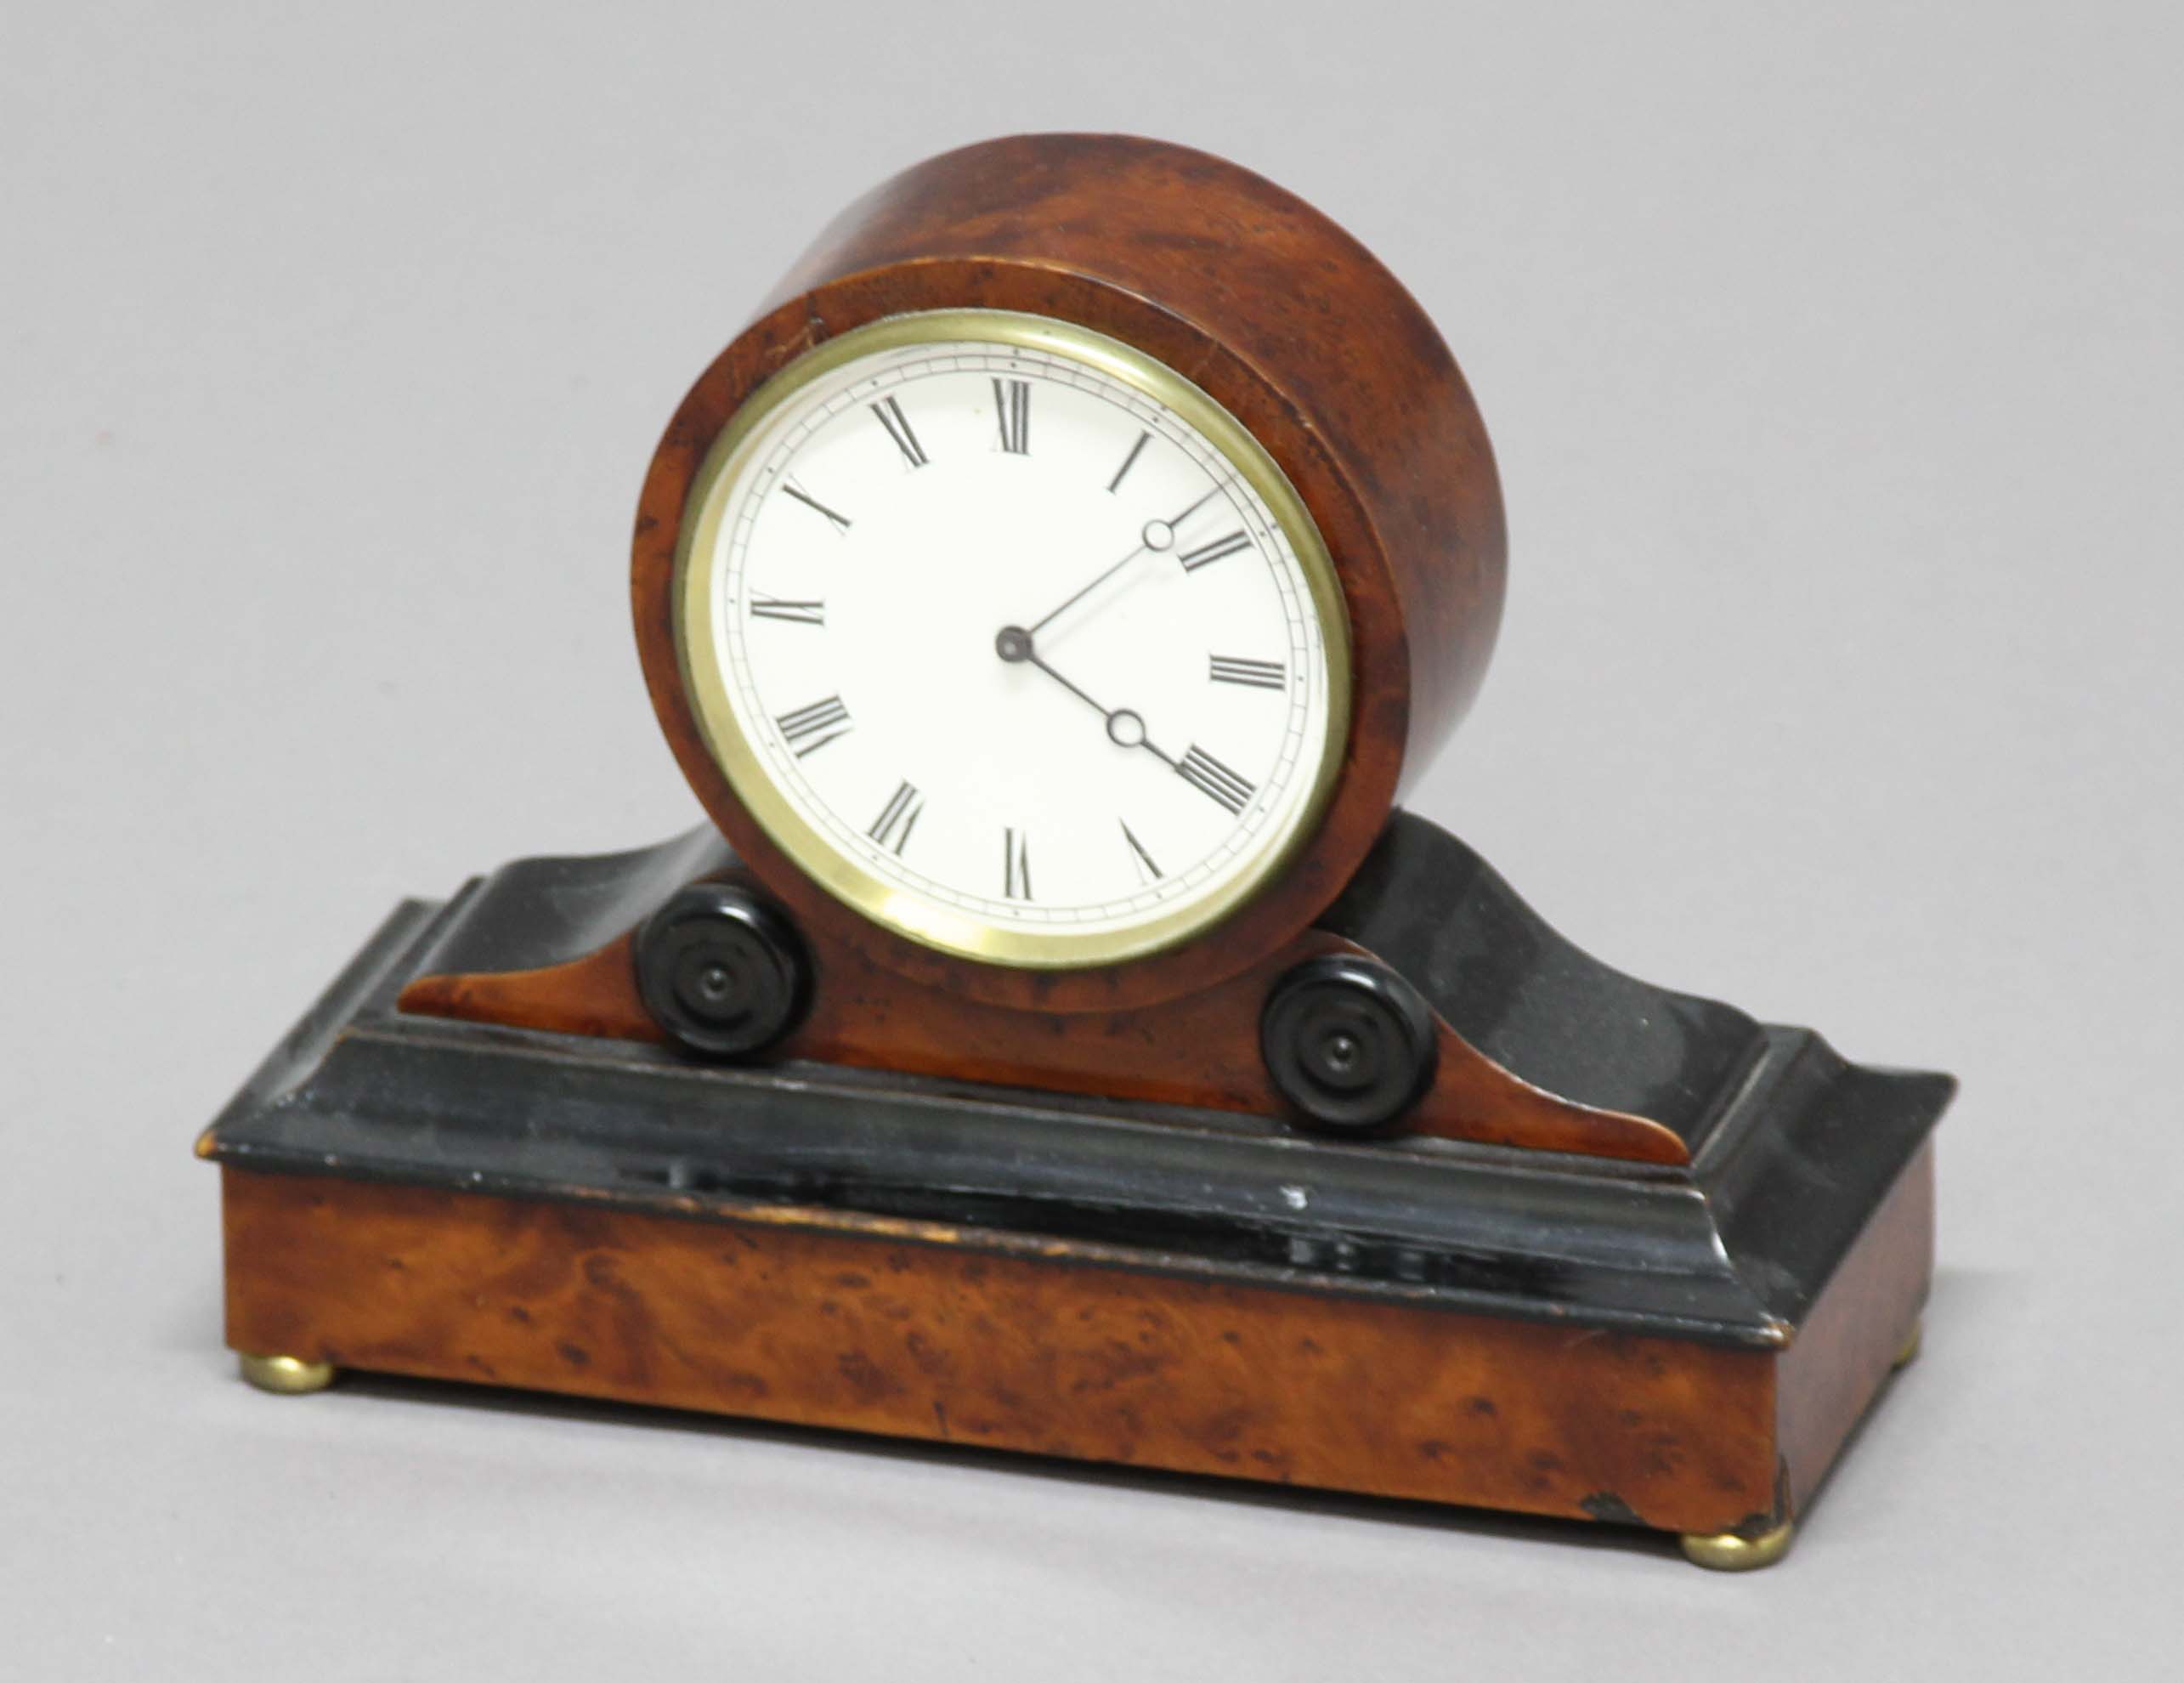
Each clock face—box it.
[674,310,1349,969]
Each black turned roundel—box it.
[637,883,812,1059]
[1259,955,1437,1133]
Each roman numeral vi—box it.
[993,378,1030,454]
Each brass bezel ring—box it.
[672,309,1352,972]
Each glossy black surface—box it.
[1322,813,1774,1153]
[405,826,733,982]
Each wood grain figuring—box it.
[222,1168,1776,1533]
[400,914,1692,1165]
[631,134,1506,1014]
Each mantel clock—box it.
[200,135,1952,1571]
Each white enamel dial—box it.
[675,311,1349,968]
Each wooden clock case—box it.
[200,135,1952,1571]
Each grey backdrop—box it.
[4,3,2176,1676]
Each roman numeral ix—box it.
[750,593,825,626]
[1179,530,1252,572]
[868,780,924,854]
[993,378,1030,454]
[1208,654,1285,690]
[870,396,928,468]
[776,694,852,756]
[1176,745,1256,815]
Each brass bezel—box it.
[672,309,1352,971]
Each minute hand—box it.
[1024,484,1221,637]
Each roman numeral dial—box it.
[690,323,1339,962]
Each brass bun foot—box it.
[1679,1520,1795,1572]
[1893,1318,1924,1370]
[238,1352,337,1395]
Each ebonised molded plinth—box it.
[200,814,1950,1563]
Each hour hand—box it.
[994,626,1175,767]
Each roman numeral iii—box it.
[870,396,928,468]
[776,694,852,756]
[750,593,825,626]
[993,378,1031,454]
[868,781,924,854]
[1179,530,1252,571]
[1208,654,1284,689]
[1176,745,1256,815]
